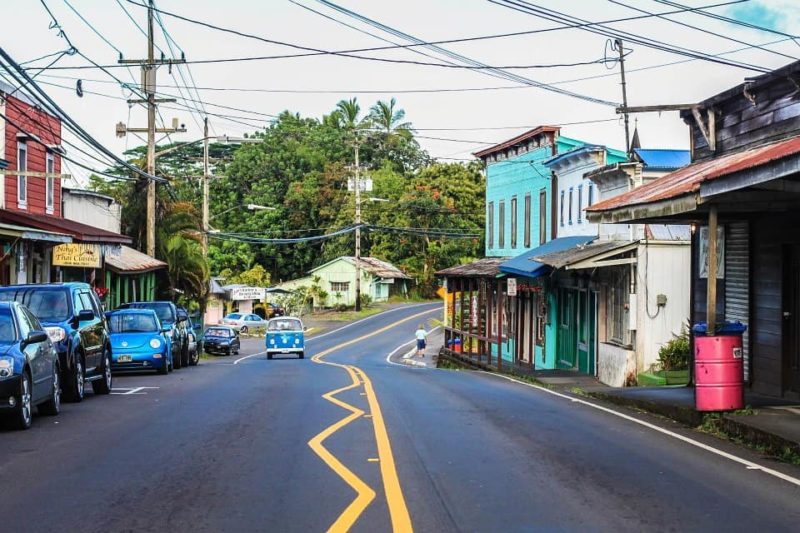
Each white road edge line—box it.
[481,371,800,488]
[385,326,442,367]
[235,305,441,366]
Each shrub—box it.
[658,326,691,371]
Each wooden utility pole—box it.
[615,39,631,154]
[202,117,210,256]
[115,0,185,257]
[353,142,362,312]
[706,205,718,333]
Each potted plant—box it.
[657,326,691,385]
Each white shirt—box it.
[415,329,427,340]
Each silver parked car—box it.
[221,312,266,334]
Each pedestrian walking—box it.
[415,324,428,357]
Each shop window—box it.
[498,200,505,248]
[539,189,546,245]
[46,152,55,213]
[524,194,531,248]
[17,142,27,209]
[330,281,349,292]
[560,190,565,227]
[588,184,594,206]
[568,188,574,225]
[487,202,494,249]
[577,185,583,223]
[609,268,630,345]
[511,196,517,249]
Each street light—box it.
[209,203,276,221]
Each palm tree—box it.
[332,98,370,131]
[369,98,412,134]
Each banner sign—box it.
[53,243,102,268]
[228,286,266,301]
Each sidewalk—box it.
[585,385,800,459]
[397,328,443,368]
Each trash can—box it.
[453,338,462,353]
[692,322,747,411]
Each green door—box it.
[577,290,596,375]
[557,289,577,369]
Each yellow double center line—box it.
[309,308,436,532]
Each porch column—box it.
[497,281,504,371]
[459,278,466,355]
[707,205,718,333]
[477,279,484,362]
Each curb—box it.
[586,390,702,426]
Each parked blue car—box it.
[106,309,172,374]
[0,302,61,429]
[265,317,305,360]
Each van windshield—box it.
[268,319,302,332]
[108,313,158,333]
[0,289,70,322]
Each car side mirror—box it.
[24,330,48,346]
[177,310,189,322]
[161,326,171,333]
[77,309,95,322]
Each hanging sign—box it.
[228,286,266,301]
[507,277,517,297]
[470,295,478,327]
[53,243,102,268]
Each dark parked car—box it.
[119,301,189,368]
[0,302,61,429]
[264,303,285,318]
[180,309,201,366]
[0,283,113,402]
[203,326,240,356]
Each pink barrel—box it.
[694,334,744,411]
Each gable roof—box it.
[633,149,690,171]
[0,209,132,244]
[105,245,166,274]
[586,136,800,219]
[310,256,410,279]
[436,257,508,278]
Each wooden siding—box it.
[3,94,61,216]
[689,77,800,162]
[750,212,800,396]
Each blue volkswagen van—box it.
[265,317,305,360]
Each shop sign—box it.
[53,243,102,268]
[228,286,266,301]
[507,277,517,297]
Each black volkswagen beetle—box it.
[203,326,240,356]
[0,302,61,430]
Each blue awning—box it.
[499,236,595,278]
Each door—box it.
[557,289,578,369]
[75,290,103,370]
[18,307,50,402]
[577,290,590,374]
[519,296,532,364]
[784,245,800,393]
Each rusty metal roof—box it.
[436,257,508,278]
[587,136,800,214]
[0,210,132,244]
[105,245,166,274]
[473,126,560,159]
[533,240,633,269]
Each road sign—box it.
[507,278,517,297]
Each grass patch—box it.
[317,306,386,322]
[570,386,587,397]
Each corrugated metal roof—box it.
[209,278,226,296]
[533,240,632,269]
[500,236,595,278]
[311,256,410,279]
[588,136,800,213]
[646,224,691,241]
[634,149,690,170]
[436,257,508,278]
[105,245,166,273]
[0,209,132,244]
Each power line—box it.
[489,0,771,73]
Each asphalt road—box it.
[1,302,798,532]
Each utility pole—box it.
[353,141,362,312]
[615,38,631,155]
[202,117,210,257]
[115,0,185,257]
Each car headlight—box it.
[269,338,275,345]
[44,326,66,343]
[294,338,299,345]
[150,338,162,349]
[0,356,14,378]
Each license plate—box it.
[117,355,132,363]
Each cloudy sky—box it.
[4,0,800,184]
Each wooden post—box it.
[486,282,493,366]
[477,279,484,362]
[459,278,466,355]
[497,281,504,371]
[707,205,718,334]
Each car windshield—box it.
[206,328,231,338]
[268,319,302,331]
[0,289,70,322]
[226,313,242,320]
[130,303,174,324]
[0,308,15,343]
[108,313,158,333]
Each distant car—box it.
[222,313,266,334]
[264,303,285,318]
[265,317,305,360]
[119,302,189,369]
[0,302,61,429]
[203,326,240,356]
[0,282,113,402]
[106,309,172,374]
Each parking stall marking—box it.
[111,386,160,396]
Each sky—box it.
[3,0,800,186]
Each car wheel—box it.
[92,351,113,395]
[65,355,85,403]
[267,353,273,360]
[299,351,304,359]
[240,326,248,335]
[189,347,199,366]
[39,365,61,416]
[173,344,183,369]
[158,356,169,375]
[181,343,190,367]
[13,372,33,430]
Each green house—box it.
[296,256,410,307]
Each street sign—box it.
[228,286,266,301]
[507,278,517,297]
